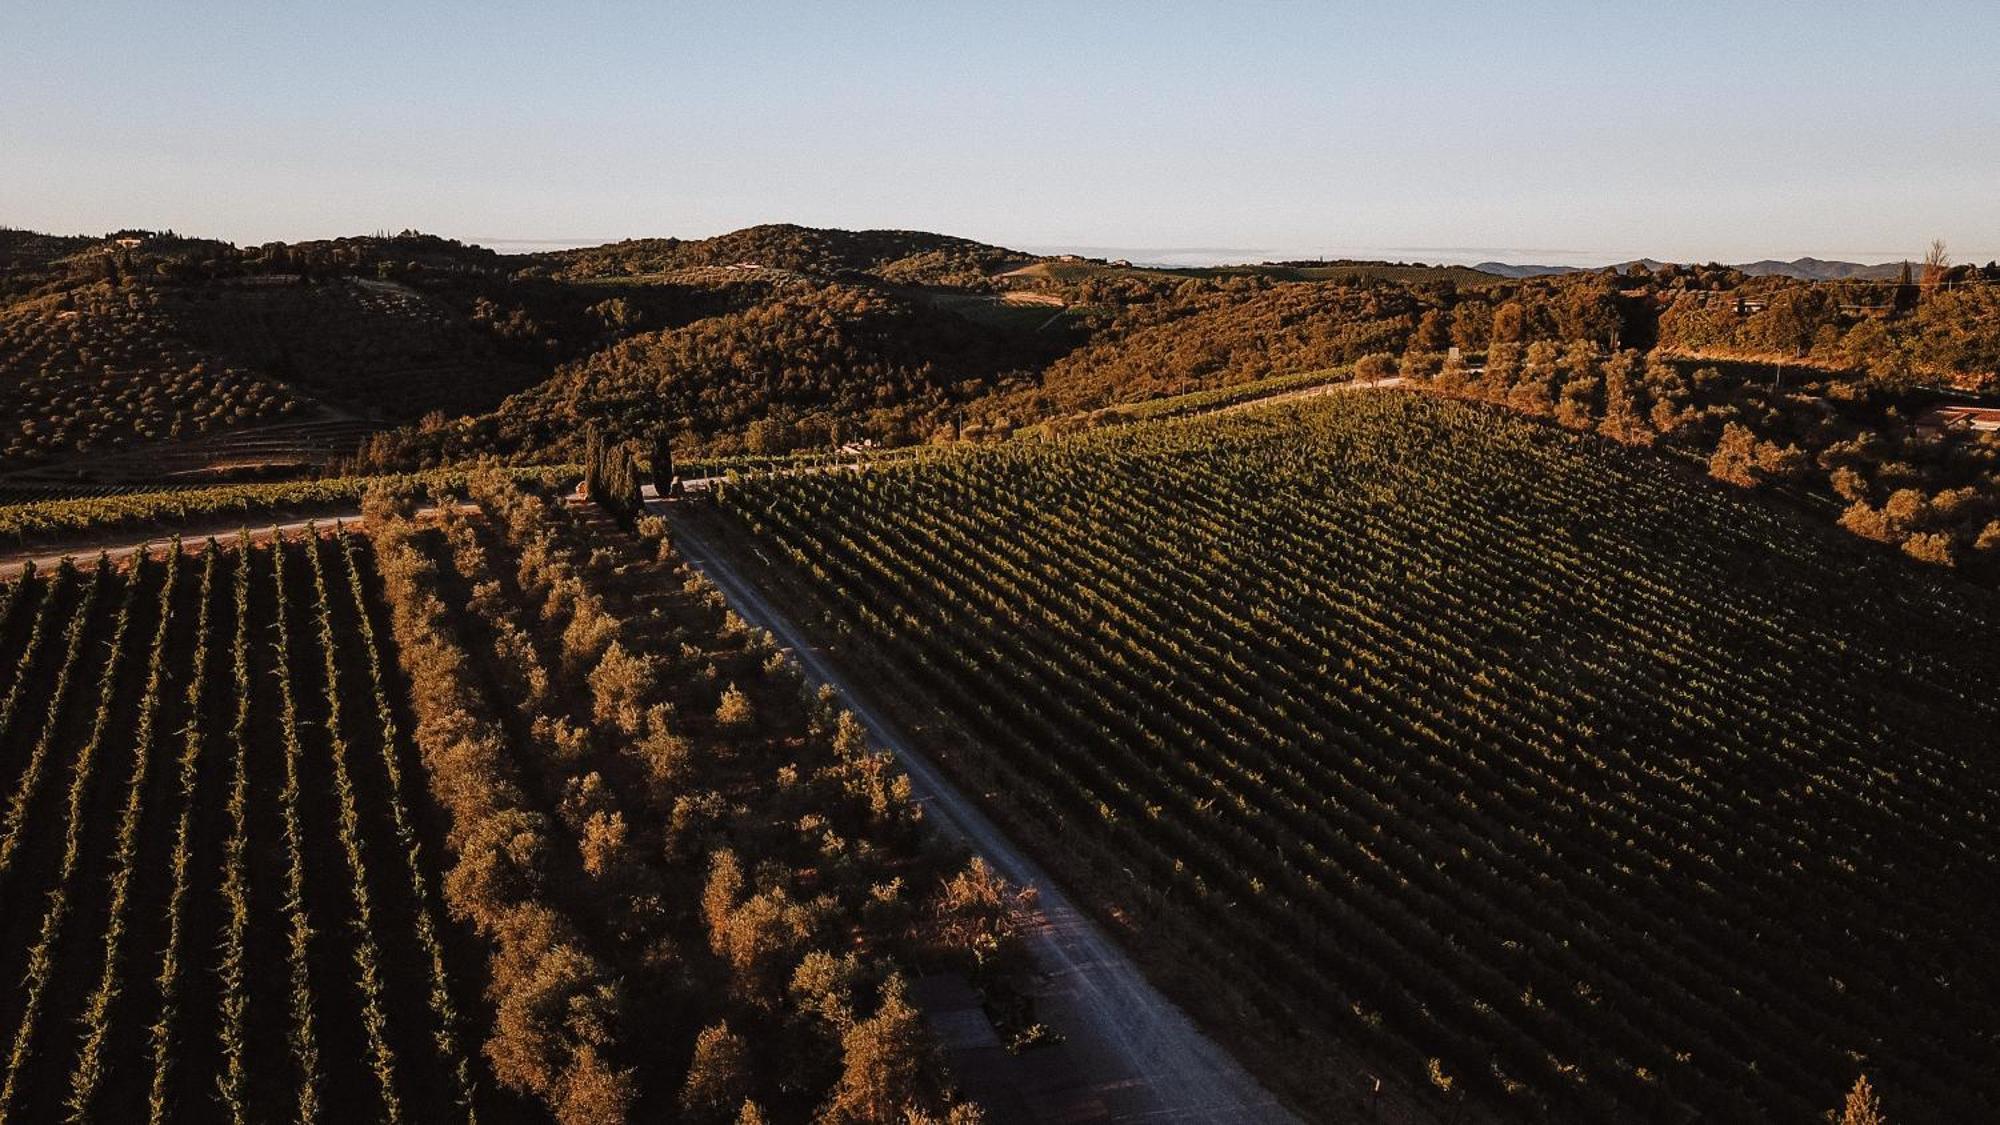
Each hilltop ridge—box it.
[522,223,1037,286]
[1474,255,1914,281]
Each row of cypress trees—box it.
[581,426,645,526]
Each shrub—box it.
[715,683,755,729]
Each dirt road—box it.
[0,503,492,579]
[1217,373,1403,413]
[0,512,348,578]
[667,513,1301,1124]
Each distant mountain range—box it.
[1729,257,1909,281]
[1473,256,1908,281]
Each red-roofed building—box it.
[1916,405,2000,437]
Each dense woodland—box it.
[1399,344,2000,577]
[363,280,1068,468]
[522,225,1027,289]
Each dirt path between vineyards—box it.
[667,511,1306,1124]
[0,503,486,579]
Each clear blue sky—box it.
[4,1,1995,265]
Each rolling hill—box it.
[156,276,545,420]
[4,223,1995,529]
[0,284,302,467]
[526,223,1036,286]
[999,279,1431,413]
[0,226,1051,478]
[362,277,1069,466]
[1477,256,1910,281]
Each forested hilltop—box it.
[4,224,1999,573]
[522,224,1030,287]
[0,226,1065,479]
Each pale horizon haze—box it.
[4,1,1996,267]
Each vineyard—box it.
[0,465,576,546]
[0,481,214,506]
[0,473,1011,1124]
[0,533,505,1123]
[701,390,2000,1122]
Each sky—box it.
[4,1,1996,267]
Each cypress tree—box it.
[623,444,643,514]
[1836,1074,1886,1125]
[612,445,633,517]
[1891,262,1917,318]
[587,437,643,527]
[582,426,603,499]
[650,428,675,497]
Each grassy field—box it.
[910,289,1076,331]
[700,391,2000,1122]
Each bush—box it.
[715,683,755,729]
[1353,352,1400,381]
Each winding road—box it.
[667,512,1301,1124]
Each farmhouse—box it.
[1915,404,2000,437]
